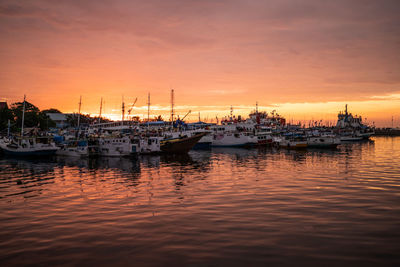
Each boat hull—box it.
[161,133,206,153]
[280,144,308,149]
[212,143,256,148]
[307,137,340,149]
[212,133,257,147]
[192,142,212,149]
[340,136,363,142]
[56,148,88,157]
[1,148,58,157]
[279,140,308,149]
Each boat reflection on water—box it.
[0,158,59,199]
[0,137,399,266]
[0,138,376,177]
[211,147,259,160]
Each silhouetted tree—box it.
[0,104,15,132]
[67,113,110,127]
[10,101,55,131]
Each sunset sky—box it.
[1,0,399,126]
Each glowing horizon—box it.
[3,93,397,127]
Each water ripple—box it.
[0,137,400,265]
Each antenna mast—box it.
[99,97,103,123]
[77,95,82,129]
[121,95,125,122]
[147,92,150,128]
[171,88,174,123]
[21,94,26,136]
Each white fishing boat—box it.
[278,135,308,149]
[339,135,363,142]
[0,136,59,156]
[212,132,257,147]
[188,130,212,149]
[56,140,89,157]
[135,136,161,154]
[98,136,137,157]
[307,136,341,148]
[336,104,374,140]
[255,127,273,145]
[0,95,59,156]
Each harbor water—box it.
[1,137,400,266]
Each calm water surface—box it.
[1,137,400,266]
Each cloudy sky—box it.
[1,0,399,125]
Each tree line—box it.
[0,101,109,134]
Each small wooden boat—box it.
[160,132,206,153]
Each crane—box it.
[181,110,191,121]
[127,97,138,116]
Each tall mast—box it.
[171,88,174,123]
[98,97,103,123]
[21,94,26,136]
[256,101,258,114]
[77,95,82,129]
[147,92,150,128]
[230,105,233,120]
[198,112,201,122]
[392,116,394,128]
[121,95,125,122]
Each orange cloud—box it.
[0,0,399,126]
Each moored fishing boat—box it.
[192,132,213,149]
[0,136,59,156]
[56,140,89,157]
[0,95,59,157]
[135,136,161,154]
[307,136,340,148]
[255,127,273,145]
[160,132,206,153]
[278,134,308,149]
[339,135,363,142]
[336,104,374,141]
[98,136,137,157]
[211,131,257,147]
